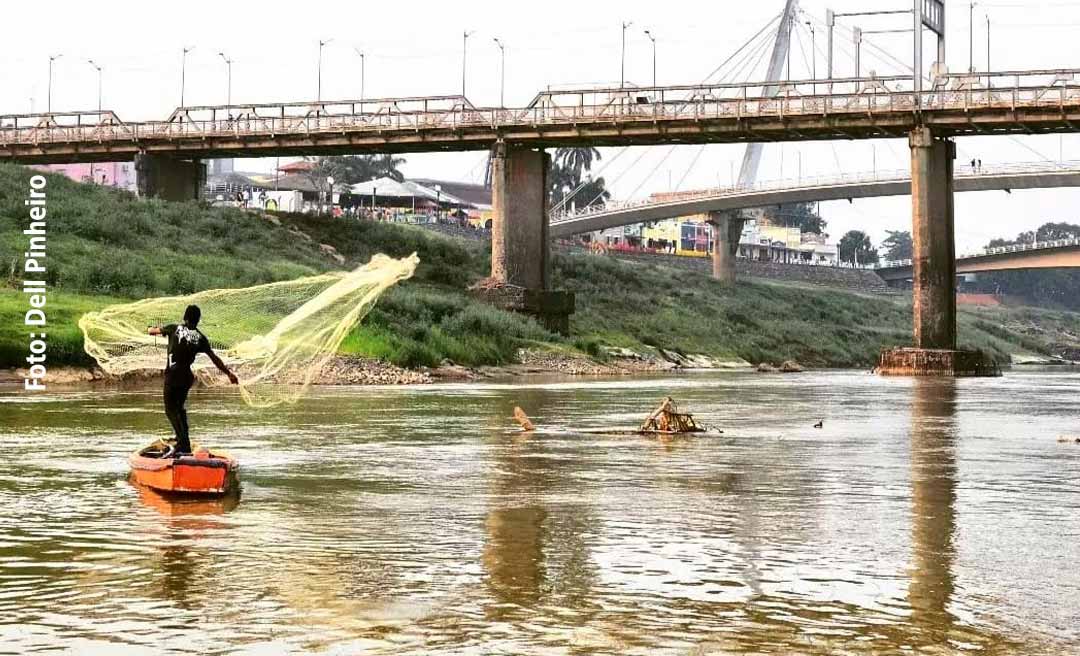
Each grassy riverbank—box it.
[2,163,1078,371]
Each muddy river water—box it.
[1,370,1079,654]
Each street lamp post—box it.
[87,59,102,112]
[969,1,977,73]
[180,46,194,107]
[47,54,62,113]
[353,48,365,102]
[462,31,474,97]
[87,59,102,184]
[620,21,632,89]
[217,52,233,109]
[986,14,991,83]
[643,29,656,87]
[805,21,816,81]
[318,39,332,102]
[492,38,506,108]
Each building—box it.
[34,162,136,191]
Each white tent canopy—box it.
[349,177,469,206]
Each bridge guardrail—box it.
[875,237,1080,269]
[1,70,1078,151]
[549,160,1080,224]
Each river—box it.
[1,370,1078,655]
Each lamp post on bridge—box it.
[805,21,816,82]
[87,59,102,113]
[87,59,102,185]
[353,48,365,103]
[317,39,332,102]
[492,38,506,108]
[217,51,233,110]
[620,21,632,89]
[968,1,977,73]
[643,29,656,87]
[180,46,194,108]
[462,30,474,98]
[47,54,62,114]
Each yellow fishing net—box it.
[79,253,419,407]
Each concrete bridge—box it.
[2,70,1080,166]
[875,238,1080,283]
[549,161,1080,238]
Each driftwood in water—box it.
[640,397,704,434]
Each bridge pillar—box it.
[910,127,957,350]
[475,143,574,334]
[708,211,744,285]
[877,128,998,377]
[135,154,205,201]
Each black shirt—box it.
[163,323,210,376]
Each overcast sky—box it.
[4,0,1080,251]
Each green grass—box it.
[0,289,128,367]
[1,162,1077,371]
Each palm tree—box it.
[555,147,601,182]
[376,154,406,182]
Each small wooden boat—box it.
[129,439,239,496]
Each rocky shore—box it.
[1,348,752,389]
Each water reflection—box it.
[908,378,959,642]
[481,387,597,627]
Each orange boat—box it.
[129,440,239,496]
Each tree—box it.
[838,230,879,266]
[771,202,827,234]
[307,154,407,186]
[880,230,913,261]
[549,147,609,210]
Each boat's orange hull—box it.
[129,441,239,496]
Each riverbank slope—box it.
[2,163,1078,378]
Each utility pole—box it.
[462,31,474,97]
[620,21,632,89]
[354,48,365,102]
[493,38,505,107]
[180,46,194,107]
[644,29,657,87]
[217,52,232,109]
[47,54,62,113]
[317,39,331,102]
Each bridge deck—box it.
[2,71,1079,164]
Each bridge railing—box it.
[1,69,1078,149]
[549,160,1080,224]
[876,237,1080,269]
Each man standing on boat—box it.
[148,305,238,455]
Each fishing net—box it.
[79,253,419,407]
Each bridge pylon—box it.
[707,211,745,285]
[475,142,575,334]
[878,128,998,377]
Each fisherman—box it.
[148,305,238,455]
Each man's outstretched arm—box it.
[207,348,239,384]
[147,326,163,336]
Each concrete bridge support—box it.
[878,128,998,377]
[476,143,574,334]
[135,154,205,201]
[910,127,957,350]
[708,211,745,285]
